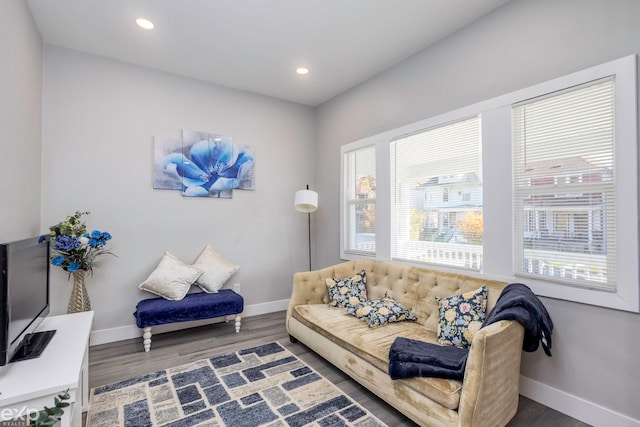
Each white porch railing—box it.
[394,240,483,270]
[522,249,608,284]
[351,240,608,286]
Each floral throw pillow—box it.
[437,285,488,348]
[325,270,367,313]
[353,294,417,328]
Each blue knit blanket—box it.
[388,283,553,380]
[483,283,553,356]
[388,337,468,380]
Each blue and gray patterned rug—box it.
[87,342,386,426]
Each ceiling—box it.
[27,0,511,106]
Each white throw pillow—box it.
[138,252,202,300]
[192,245,239,293]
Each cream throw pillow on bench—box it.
[192,244,239,293]
[138,245,238,300]
[138,252,203,301]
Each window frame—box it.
[339,55,638,312]
[512,77,617,292]
[342,144,377,256]
[340,140,378,258]
[390,115,484,271]
[506,56,637,312]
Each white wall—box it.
[315,0,640,424]
[0,0,42,241]
[41,46,315,333]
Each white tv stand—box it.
[0,311,93,427]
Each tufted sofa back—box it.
[307,259,507,332]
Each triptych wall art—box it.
[153,130,255,198]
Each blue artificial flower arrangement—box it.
[48,211,114,275]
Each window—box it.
[343,145,376,255]
[339,55,637,312]
[513,78,615,291]
[391,116,483,269]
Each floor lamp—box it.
[295,185,318,271]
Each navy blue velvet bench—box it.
[133,289,244,352]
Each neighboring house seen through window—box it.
[343,145,376,255]
[513,78,616,291]
[391,116,483,270]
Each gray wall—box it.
[315,0,640,422]
[0,0,43,241]
[41,46,316,331]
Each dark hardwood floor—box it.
[88,311,590,427]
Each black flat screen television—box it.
[0,235,54,366]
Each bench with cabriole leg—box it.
[133,289,244,351]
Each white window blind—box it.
[344,146,376,254]
[391,116,483,270]
[513,77,616,290]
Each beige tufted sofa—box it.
[286,259,525,427]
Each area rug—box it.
[86,342,387,427]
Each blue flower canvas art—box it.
[153,136,183,190]
[153,131,255,198]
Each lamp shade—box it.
[295,189,318,213]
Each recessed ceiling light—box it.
[136,18,155,30]
[296,67,310,75]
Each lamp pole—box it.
[306,185,312,271]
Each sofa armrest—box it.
[287,260,365,332]
[285,269,331,333]
[457,320,525,427]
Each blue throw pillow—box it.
[436,285,488,348]
[353,293,417,328]
[325,270,368,314]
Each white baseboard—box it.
[519,375,640,427]
[89,298,290,346]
